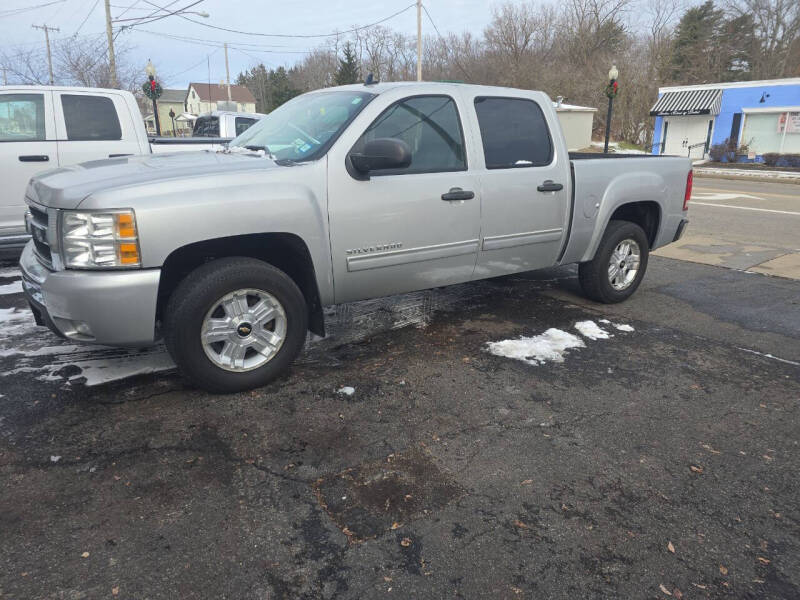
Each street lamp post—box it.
[603,65,619,154]
[143,60,162,136]
[169,108,176,137]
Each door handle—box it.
[19,155,49,162]
[537,180,563,192]
[441,187,475,201]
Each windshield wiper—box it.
[247,144,277,159]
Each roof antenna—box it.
[364,72,378,86]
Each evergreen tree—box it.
[334,42,360,85]
[669,1,723,83]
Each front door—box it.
[327,94,480,304]
[663,116,714,157]
[0,91,57,238]
[662,117,688,156]
[468,94,572,278]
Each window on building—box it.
[742,111,800,154]
[61,95,122,141]
[0,93,46,141]
[474,97,553,168]
[354,95,466,174]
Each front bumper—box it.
[19,241,162,347]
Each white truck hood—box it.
[27,150,281,209]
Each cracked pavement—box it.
[1,255,799,599]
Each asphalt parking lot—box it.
[1,179,799,599]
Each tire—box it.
[163,257,308,393]
[578,220,649,303]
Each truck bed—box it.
[569,152,656,160]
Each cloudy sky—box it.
[2,0,493,89]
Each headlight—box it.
[61,209,141,269]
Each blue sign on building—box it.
[651,78,800,161]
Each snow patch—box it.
[574,320,610,340]
[487,328,585,366]
[50,455,61,463]
[62,352,175,386]
[337,386,355,396]
[598,318,634,332]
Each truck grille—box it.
[28,205,53,269]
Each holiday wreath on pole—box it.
[142,78,163,100]
[605,79,619,99]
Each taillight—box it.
[683,170,693,211]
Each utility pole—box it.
[224,42,232,102]
[32,24,59,85]
[416,0,422,81]
[104,0,118,88]
[2,67,7,85]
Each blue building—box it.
[650,78,800,160]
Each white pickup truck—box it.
[20,81,691,393]
[0,85,237,254]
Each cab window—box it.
[234,117,257,136]
[61,94,122,141]
[0,94,46,142]
[474,97,553,168]
[354,95,466,175]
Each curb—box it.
[694,171,800,185]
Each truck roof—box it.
[321,81,546,97]
[0,84,136,95]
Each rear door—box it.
[0,90,57,238]
[327,93,481,303]
[54,91,142,165]
[467,94,571,277]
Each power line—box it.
[162,46,218,81]
[114,0,202,24]
[128,2,417,39]
[74,0,100,35]
[0,1,66,18]
[133,28,312,53]
[422,3,471,81]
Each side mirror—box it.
[349,138,412,174]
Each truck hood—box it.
[27,150,281,209]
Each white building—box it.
[185,83,257,115]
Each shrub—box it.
[762,153,780,166]
[707,138,738,162]
[784,153,800,168]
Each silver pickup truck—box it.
[19,82,691,392]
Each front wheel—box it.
[578,220,649,303]
[164,257,308,393]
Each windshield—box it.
[230,90,375,161]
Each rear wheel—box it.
[164,257,308,393]
[578,220,649,303]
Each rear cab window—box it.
[61,94,122,141]
[0,93,47,142]
[234,117,257,136]
[474,96,553,169]
[193,116,220,137]
[353,95,466,175]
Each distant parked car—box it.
[0,85,231,254]
[192,111,266,138]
